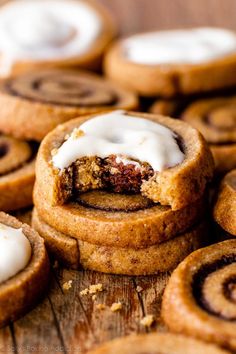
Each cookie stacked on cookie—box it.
[32,110,214,275]
[104,27,236,174]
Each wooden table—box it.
[0,266,169,353]
[0,0,232,352]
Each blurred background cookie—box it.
[104,28,236,97]
[0,69,138,141]
[0,0,116,77]
[0,135,35,211]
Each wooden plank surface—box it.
[99,0,236,35]
[0,0,232,353]
[0,266,169,353]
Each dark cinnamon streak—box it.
[192,254,236,321]
[4,80,119,107]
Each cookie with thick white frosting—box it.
[105,27,236,97]
[0,0,116,77]
[0,212,49,327]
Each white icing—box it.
[0,0,102,61]
[52,111,184,171]
[123,28,236,65]
[0,223,31,284]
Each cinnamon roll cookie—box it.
[182,96,236,173]
[0,0,116,77]
[0,69,138,141]
[104,28,236,97]
[0,135,35,211]
[162,240,236,351]
[0,212,49,327]
[87,333,229,354]
[214,169,236,236]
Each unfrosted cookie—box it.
[87,332,230,354]
[0,212,49,327]
[0,135,35,211]
[214,169,236,235]
[0,70,138,141]
[105,28,236,97]
[32,208,206,275]
[162,239,236,351]
[35,111,213,211]
[0,0,116,77]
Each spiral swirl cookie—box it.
[0,212,49,327]
[0,69,138,141]
[214,170,236,236]
[87,333,230,354]
[0,0,116,77]
[105,28,236,97]
[0,135,35,211]
[182,96,236,173]
[32,208,206,274]
[162,239,236,351]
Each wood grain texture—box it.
[0,267,169,353]
[99,0,236,35]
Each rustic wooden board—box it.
[0,267,169,353]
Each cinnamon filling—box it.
[57,155,154,205]
[3,72,121,107]
[0,136,34,175]
[192,255,236,320]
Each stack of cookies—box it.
[32,110,214,275]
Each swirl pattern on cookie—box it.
[0,70,138,141]
[86,332,230,354]
[214,169,236,235]
[0,0,115,75]
[182,96,236,173]
[0,135,35,211]
[0,212,49,327]
[162,240,236,351]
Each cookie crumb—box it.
[80,283,103,296]
[136,286,143,293]
[140,314,154,327]
[89,283,103,294]
[51,148,58,156]
[71,128,85,140]
[96,304,106,310]
[62,280,73,291]
[80,288,89,296]
[110,302,122,312]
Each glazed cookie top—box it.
[37,110,213,209]
[0,0,101,60]
[0,0,114,75]
[0,222,31,283]
[123,28,236,65]
[52,111,184,171]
